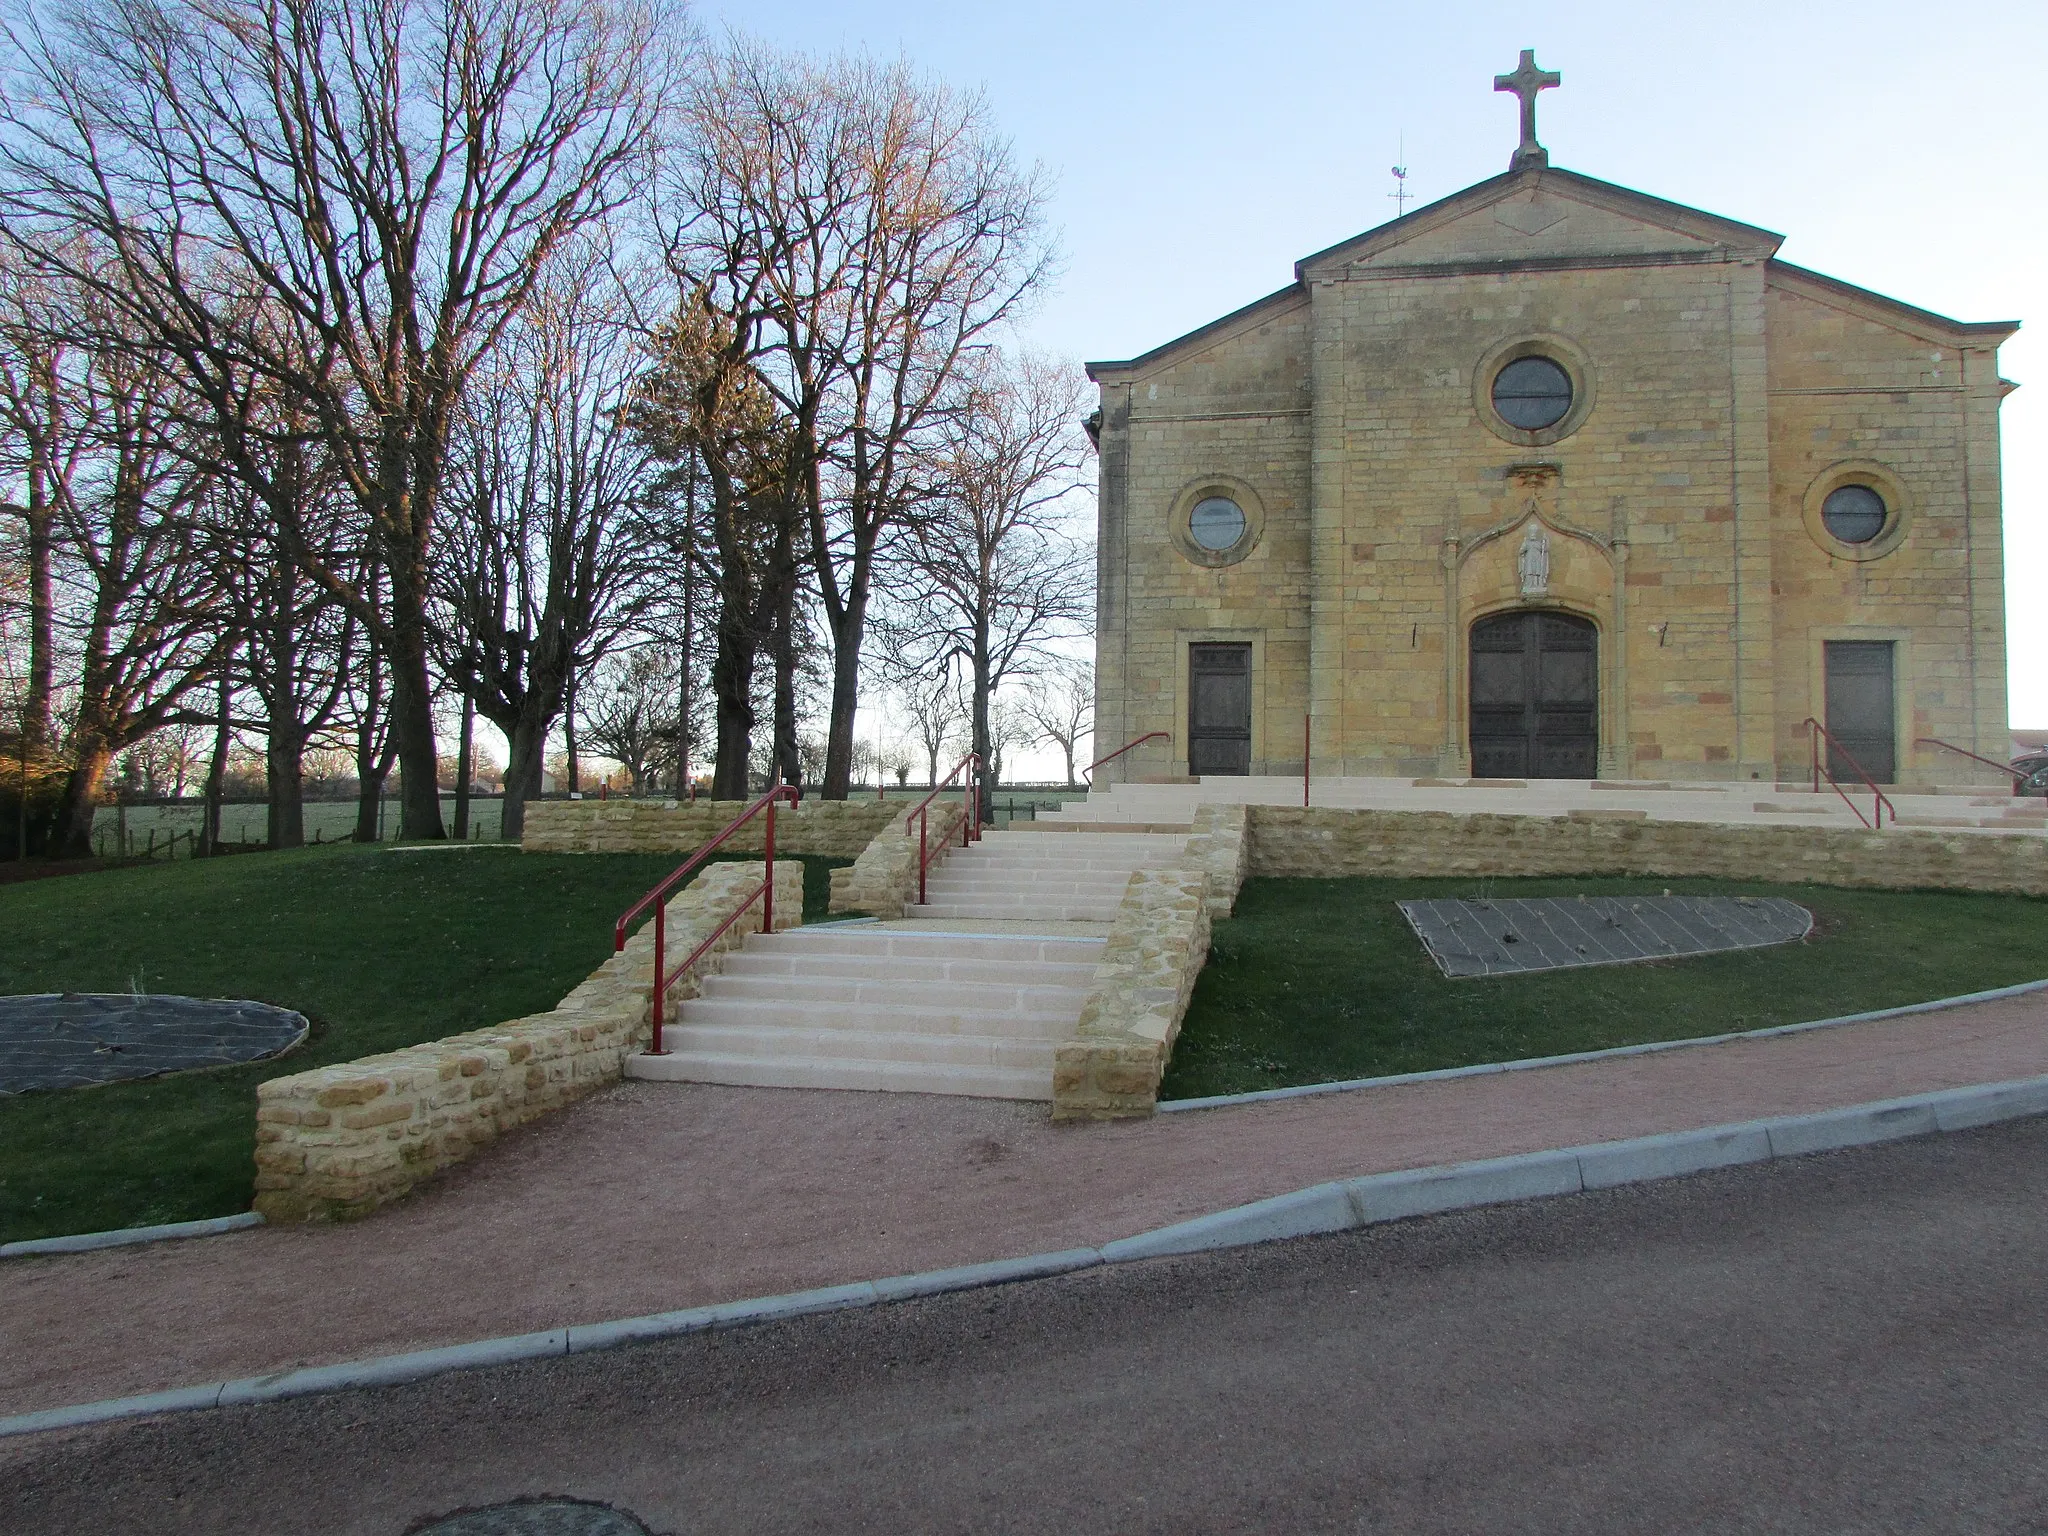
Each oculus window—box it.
[1188,496,1248,552]
[1490,356,1574,430]
[1820,484,1887,545]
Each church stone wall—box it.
[1762,278,2010,783]
[1091,166,2014,789]
[1305,254,1767,779]
[1095,296,1314,777]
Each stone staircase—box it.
[906,829,1188,922]
[626,830,1187,1100]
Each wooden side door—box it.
[1824,640,1896,784]
[1188,644,1252,776]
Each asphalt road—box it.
[7,1115,2048,1535]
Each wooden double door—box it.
[1469,611,1599,779]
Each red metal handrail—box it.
[1917,736,2029,790]
[1083,730,1170,783]
[1805,718,1897,830]
[909,752,983,907]
[613,782,798,1055]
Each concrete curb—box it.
[1156,976,2048,1114]
[7,1072,2048,1441]
[0,1211,265,1260]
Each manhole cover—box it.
[1398,895,1813,978]
[0,994,308,1093]
[410,1500,651,1535]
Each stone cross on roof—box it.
[1494,49,1562,172]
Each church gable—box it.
[1086,285,1310,400]
[1295,169,1782,279]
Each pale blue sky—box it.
[697,0,2048,733]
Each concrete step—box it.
[745,930,1103,964]
[677,995,1083,1036]
[721,951,1098,987]
[627,1050,1051,1101]
[907,899,1125,922]
[923,874,1139,895]
[697,971,1091,1013]
[663,1021,1056,1071]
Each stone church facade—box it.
[1087,69,2018,786]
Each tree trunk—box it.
[22,451,53,746]
[264,616,306,849]
[49,739,110,859]
[266,722,306,849]
[710,603,757,801]
[770,590,800,793]
[453,691,474,840]
[201,678,231,856]
[498,712,547,842]
[820,595,867,800]
[971,620,996,821]
[353,640,386,842]
[564,666,580,796]
[383,620,445,840]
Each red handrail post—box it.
[614,782,797,1060]
[1303,713,1310,808]
[651,901,667,1055]
[763,790,777,937]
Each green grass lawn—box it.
[1161,875,2048,1101]
[0,844,848,1243]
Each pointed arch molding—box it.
[1439,500,1633,780]
[1456,507,1613,571]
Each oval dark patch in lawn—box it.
[0,994,308,1093]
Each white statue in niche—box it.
[1518,519,1551,596]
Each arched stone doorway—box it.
[1469,610,1599,778]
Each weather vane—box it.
[1389,136,1411,218]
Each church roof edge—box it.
[1292,165,1786,278]
[1084,282,1305,380]
[1765,260,2020,342]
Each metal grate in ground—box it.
[1397,895,1814,979]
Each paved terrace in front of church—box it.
[1039,775,2048,836]
[5,980,2047,1423]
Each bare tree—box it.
[1019,657,1094,787]
[628,295,806,798]
[898,670,964,787]
[0,0,679,838]
[878,352,1092,811]
[0,249,69,751]
[0,275,229,854]
[577,647,677,795]
[664,41,1055,798]
[436,240,659,839]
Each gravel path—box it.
[3,986,2045,1419]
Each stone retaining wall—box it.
[828,799,972,914]
[1052,866,1213,1122]
[523,798,900,857]
[1245,807,2048,894]
[1182,803,1250,918]
[252,860,803,1222]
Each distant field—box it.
[88,796,507,852]
[87,787,1091,852]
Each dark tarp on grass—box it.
[0,994,307,1093]
[1398,895,1813,979]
